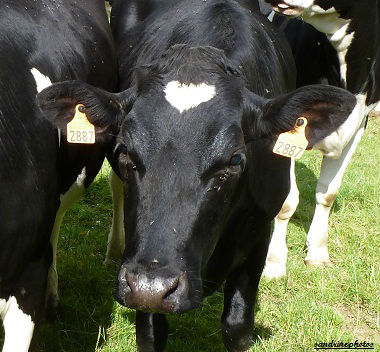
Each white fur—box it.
[263,159,299,279]
[266,96,372,271]
[324,22,354,85]
[31,67,61,147]
[0,296,35,352]
[314,95,373,158]
[164,81,216,113]
[267,11,275,22]
[305,117,366,265]
[272,1,346,33]
[30,68,52,93]
[104,169,125,265]
[46,167,87,308]
[0,298,6,317]
[266,0,378,273]
[283,0,314,7]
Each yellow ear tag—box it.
[66,104,96,144]
[273,117,309,159]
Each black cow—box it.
[37,0,356,350]
[0,1,116,350]
[262,0,380,279]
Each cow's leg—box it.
[263,159,298,279]
[45,208,63,318]
[305,121,366,266]
[46,167,86,315]
[135,311,168,352]
[104,169,125,266]
[1,297,35,352]
[221,225,270,352]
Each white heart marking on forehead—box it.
[164,81,216,113]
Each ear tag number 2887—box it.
[273,117,309,160]
[67,104,96,144]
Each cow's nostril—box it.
[163,277,179,300]
[121,270,136,293]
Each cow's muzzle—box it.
[115,267,194,313]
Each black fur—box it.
[37,0,356,350]
[0,0,117,337]
[265,0,380,105]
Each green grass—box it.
[1,118,379,352]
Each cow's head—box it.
[37,45,355,314]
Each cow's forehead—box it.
[119,90,244,161]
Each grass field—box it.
[2,117,379,351]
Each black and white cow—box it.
[0,1,117,350]
[37,0,356,350]
[262,0,380,278]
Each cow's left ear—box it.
[243,84,356,148]
[37,81,135,143]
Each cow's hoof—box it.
[304,258,333,267]
[262,262,286,279]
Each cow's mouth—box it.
[272,2,304,16]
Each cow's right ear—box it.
[37,81,135,143]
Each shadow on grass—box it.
[15,158,328,352]
[164,293,272,352]
[28,172,117,352]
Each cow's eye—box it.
[113,144,138,179]
[230,153,246,167]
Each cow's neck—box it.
[303,4,380,106]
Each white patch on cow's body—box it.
[31,68,62,148]
[267,1,380,272]
[283,0,314,7]
[265,97,373,273]
[31,68,52,93]
[263,159,299,279]
[0,296,35,352]
[0,298,6,315]
[272,2,347,34]
[305,96,372,265]
[104,169,125,266]
[327,23,354,85]
[46,167,87,308]
[280,2,353,86]
[305,118,366,265]
[164,81,216,113]
[314,95,372,158]
[267,10,275,22]
[303,9,348,35]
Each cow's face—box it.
[112,49,249,313]
[37,45,356,315]
[264,0,352,18]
